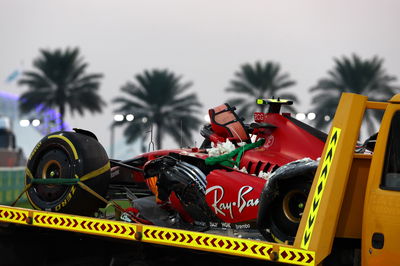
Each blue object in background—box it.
[5,70,20,83]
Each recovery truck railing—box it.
[0,93,383,266]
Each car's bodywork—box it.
[111,100,325,231]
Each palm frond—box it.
[309,54,399,131]
[113,69,202,148]
[225,61,297,119]
[18,47,104,125]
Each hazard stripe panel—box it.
[32,212,137,240]
[0,206,137,241]
[301,127,341,250]
[0,205,315,265]
[0,206,29,225]
[142,226,273,260]
[280,247,315,266]
[142,226,315,265]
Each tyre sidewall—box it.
[26,131,110,216]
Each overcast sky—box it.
[1,0,400,153]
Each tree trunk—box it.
[59,104,65,131]
[141,134,146,153]
[156,123,162,149]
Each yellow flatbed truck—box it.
[1,92,400,265]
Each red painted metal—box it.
[240,113,324,175]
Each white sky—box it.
[1,0,400,154]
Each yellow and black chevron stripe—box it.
[142,227,315,265]
[301,127,341,250]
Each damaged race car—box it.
[24,99,326,243]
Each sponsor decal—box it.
[254,112,264,122]
[265,135,274,148]
[206,185,259,219]
[235,223,251,229]
[111,168,120,178]
[210,222,218,228]
[54,186,77,211]
[194,221,207,227]
[193,221,253,230]
[29,141,42,160]
[221,223,231,229]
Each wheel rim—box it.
[34,148,72,202]
[282,189,307,223]
[41,160,61,187]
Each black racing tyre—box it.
[259,179,311,243]
[25,131,110,216]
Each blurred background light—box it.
[31,119,41,127]
[114,114,124,122]
[307,113,316,120]
[296,113,306,121]
[126,114,134,121]
[204,114,210,123]
[19,120,30,127]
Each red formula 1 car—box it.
[24,99,326,243]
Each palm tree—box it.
[113,69,202,149]
[310,54,398,135]
[226,61,297,120]
[18,47,105,130]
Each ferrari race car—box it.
[24,99,327,243]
